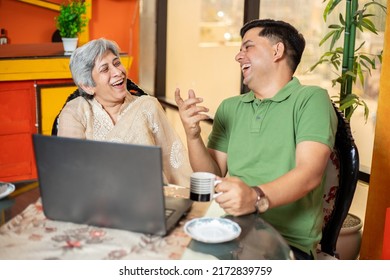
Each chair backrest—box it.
[51,79,148,135]
[320,103,360,257]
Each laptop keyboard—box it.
[165,208,175,219]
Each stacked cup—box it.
[190,172,221,202]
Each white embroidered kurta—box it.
[57,94,192,187]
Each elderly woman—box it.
[57,38,192,187]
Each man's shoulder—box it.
[221,93,250,105]
[291,78,327,95]
[288,81,329,103]
[299,84,327,93]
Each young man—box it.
[175,19,337,259]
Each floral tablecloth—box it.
[0,186,207,260]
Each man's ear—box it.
[80,84,95,96]
[273,42,285,61]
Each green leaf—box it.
[361,13,376,18]
[330,29,343,50]
[329,24,342,29]
[365,1,387,13]
[339,13,345,25]
[355,41,365,52]
[340,99,357,112]
[331,61,340,70]
[377,53,383,64]
[360,60,372,76]
[362,100,370,123]
[309,60,324,71]
[360,54,376,68]
[356,63,364,87]
[361,18,378,34]
[55,0,89,38]
[323,0,333,21]
[324,0,343,21]
[345,70,356,78]
[319,30,337,46]
[335,47,344,54]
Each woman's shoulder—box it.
[134,94,158,103]
[60,96,91,114]
[65,95,89,106]
[130,94,162,109]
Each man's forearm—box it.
[187,137,221,175]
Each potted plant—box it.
[310,0,386,121]
[336,213,363,259]
[55,0,88,54]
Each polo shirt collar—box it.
[241,77,301,103]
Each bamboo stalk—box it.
[341,0,352,101]
[346,0,358,95]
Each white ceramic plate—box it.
[0,182,15,200]
[184,217,241,243]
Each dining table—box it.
[0,182,293,260]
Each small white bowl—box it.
[0,182,15,200]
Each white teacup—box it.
[190,172,222,202]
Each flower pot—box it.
[336,213,363,260]
[62,37,78,55]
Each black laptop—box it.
[32,134,192,236]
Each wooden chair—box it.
[317,103,360,259]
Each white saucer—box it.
[184,217,241,243]
[0,182,15,200]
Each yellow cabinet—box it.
[36,83,77,135]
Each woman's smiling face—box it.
[89,50,128,104]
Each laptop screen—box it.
[33,134,191,235]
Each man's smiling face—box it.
[235,27,276,88]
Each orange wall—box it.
[89,0,139,82]
[0,0,59,44]
[0,0,139,82]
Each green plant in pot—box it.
[55,0,88,54]
[310,0,387,122]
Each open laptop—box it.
[32,134,192,236]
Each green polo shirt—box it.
[207,77,337,255]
